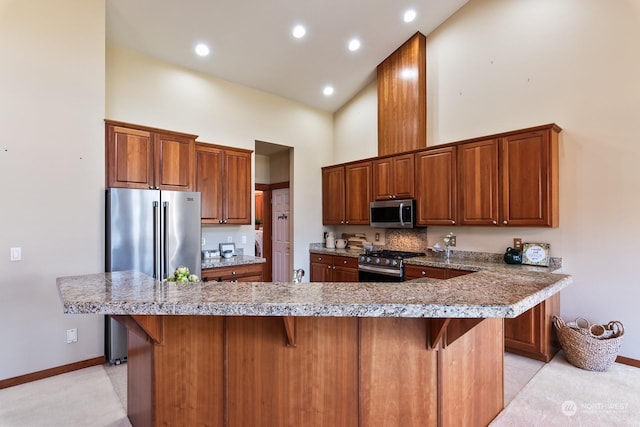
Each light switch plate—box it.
[10,247,21,261]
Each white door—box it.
[272,188,290,282]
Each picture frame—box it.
[521,243,550,267]
[219,242,236,255]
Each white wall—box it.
[334,0,640,359]
[106,46,333,281]
[333,80,378,163]
[255,154,271,184]
[270,150,291,184]
[0,0,105,380]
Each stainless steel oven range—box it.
[358,250,426,282]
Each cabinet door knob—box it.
[493,220,497,225]
[503,220,508,224]
[232,271,236,275]
[345,221,349,224]
[155,186,159,190]
[149,186,153,189]
[422,271,426,276]
[451,220,456,224]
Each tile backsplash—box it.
[384,228,429,252]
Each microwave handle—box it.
[399,201,405,227]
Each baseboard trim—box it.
[0,356,105,390]
[616,355,640,368]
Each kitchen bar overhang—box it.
[57,270,570,427]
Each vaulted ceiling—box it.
[106,0,468,112]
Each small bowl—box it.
[222,250,234,259]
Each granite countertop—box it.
[57,264,571,318]
[309,244,563,273]
[202,255,266,270]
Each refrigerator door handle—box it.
[163,201,169,280]
[153,201,159,279]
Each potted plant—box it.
[255,218,262,230]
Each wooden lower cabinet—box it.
[310,253,359,282]
[123,315,504,427]
[504,293,560,362]
[201,263,264,282]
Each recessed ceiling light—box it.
[348,39,361,52]
[323,86,334,96]
[194,43,210,56]
[292,25,306,39]
[403,9,417,23]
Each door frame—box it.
[255,181,289,282]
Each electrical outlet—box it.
[201,237,206,246]
[375,233,380,242]
[241,235,247,244]
[66,328,77,343]
[227,236,233,243]
[449,235,456,247]
[513,238,523,250]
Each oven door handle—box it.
[358,264,403,277]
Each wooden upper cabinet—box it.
[500,127,559,227]
[106,125,153,189]
[322,162,371,225]
[377,32,426,156]
[195,143,252,225]
[322,165,346,225]
[372,154,414,201]
[106,121,196,191]
[344,161,372,225]
[457,139,500,226]
[154,133,195,191]
[415,147,457,226]
[195,144,223,223]
[457,125,560,227]
[224,148,252,224]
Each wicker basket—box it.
[553,316,624,372]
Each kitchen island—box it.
[57,269,571,427]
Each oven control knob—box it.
[385,259,391,265]
[359,256,365,262]
[375,258,381,264]
[366,257,371,263]
[392,260,398,267]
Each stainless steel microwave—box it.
[370,199,416,228]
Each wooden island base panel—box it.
[122,315,503,427]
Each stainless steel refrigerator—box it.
[105,188,201,364]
